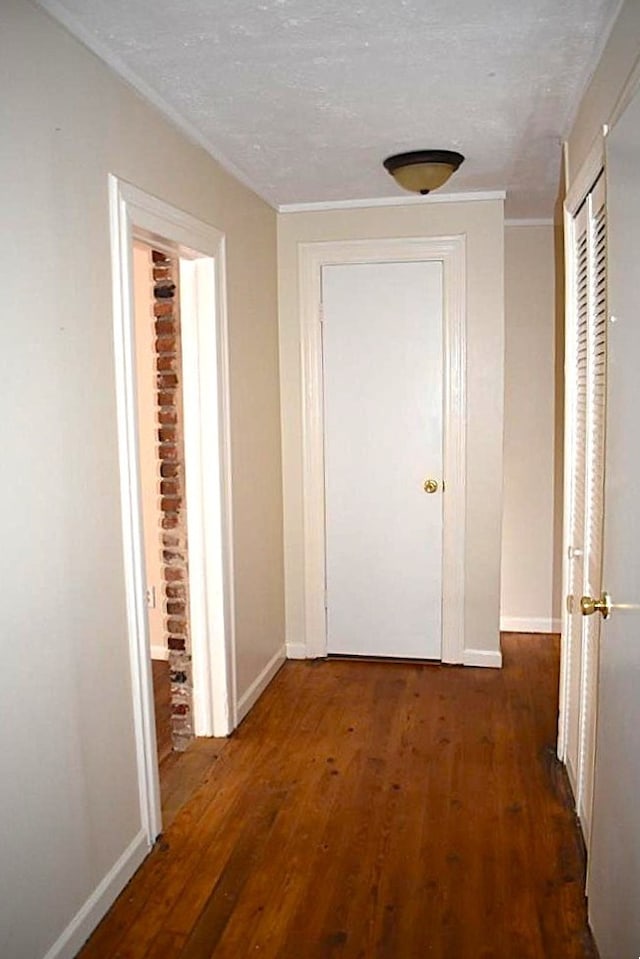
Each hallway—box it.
[78,635,596,958]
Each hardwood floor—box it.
[79,635,597,958]
[152,659,226,829]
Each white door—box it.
[586,87,640,958]
[563,173,607,843]
[322,260,443,659]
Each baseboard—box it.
[285,642,308,660]
[235,645,286,725]
[500,617,561,633]
[42,830,149,959]
[150,644,169,661]
[463,648,503,669]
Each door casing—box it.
[298,236,467,664]
[109,176,236,843]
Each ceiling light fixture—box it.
[383,150,465,195]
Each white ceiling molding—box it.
[504,218,555,226]
[279,191,506,214]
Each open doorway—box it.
[110,176,236,842]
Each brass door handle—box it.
[580,592,612,619]
[423,478,439,494]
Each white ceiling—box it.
[40,0,621,216]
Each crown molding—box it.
[278,191,507,214]
[504,217,555,226]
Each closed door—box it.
[586,86,640,958]
[563,172,607,843]
[322,260,443,659]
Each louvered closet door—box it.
[564,173,607,847]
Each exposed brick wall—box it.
[152,250,193,751]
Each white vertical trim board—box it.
[109,175,237,856]
[42,832,148,959]
[298,235,467,665]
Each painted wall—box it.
[0,1,284,957]
[501,224,563,631]
[277,199,505,664]
[133,242,166,658]
[567,0,640,182]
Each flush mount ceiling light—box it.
[383,150,465,195]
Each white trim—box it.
[463,649,503,669]
[609,49,640,132]
[504,218,554,227]
[286,642,308,660]
[235,647,286,724]
[299,236,466,664]
[279,191,506,214]
[500,617,562,633]
[42,831,149,959]
[150,644,169,661]
[565,134,605,216]
[109,176,236,847]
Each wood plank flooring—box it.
[79,635,597,958]
[152,659,226,829]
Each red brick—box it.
[157,373,178,390]
[167,617,186,634]
[162,515,179,530]
[156,355,177,373]
[152,249,170,264]
[160,480,178,496]
[166,583,186,600]
[153,267,171,280]
[167,602,186,616]
[158,445,178,462]
[158,409,177,426]
[163,549,185,564]
[153,302,173,317]
[168,636,186,651]
[155,336,176,353]
[158,427,176,444]
[155,318,175,336]
[164,567,183,581]
[160,462,179,478]
[161,496,180,513]
[157,391,176,408]
[172,703,189,716]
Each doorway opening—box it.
[110,176,236,842]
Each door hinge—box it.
[146,585,157,609]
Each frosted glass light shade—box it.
[383,150,465,195]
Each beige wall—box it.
[567,0,640,183]
[1,1,283,956]
[133,242,165,656]
[501,224,562,628]
[278,199,505,663]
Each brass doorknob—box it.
[423,479,439,494]
[580,592,612,619]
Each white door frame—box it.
[109,176,236,842]
[299,236,467,663]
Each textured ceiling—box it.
[40,0,621,216]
